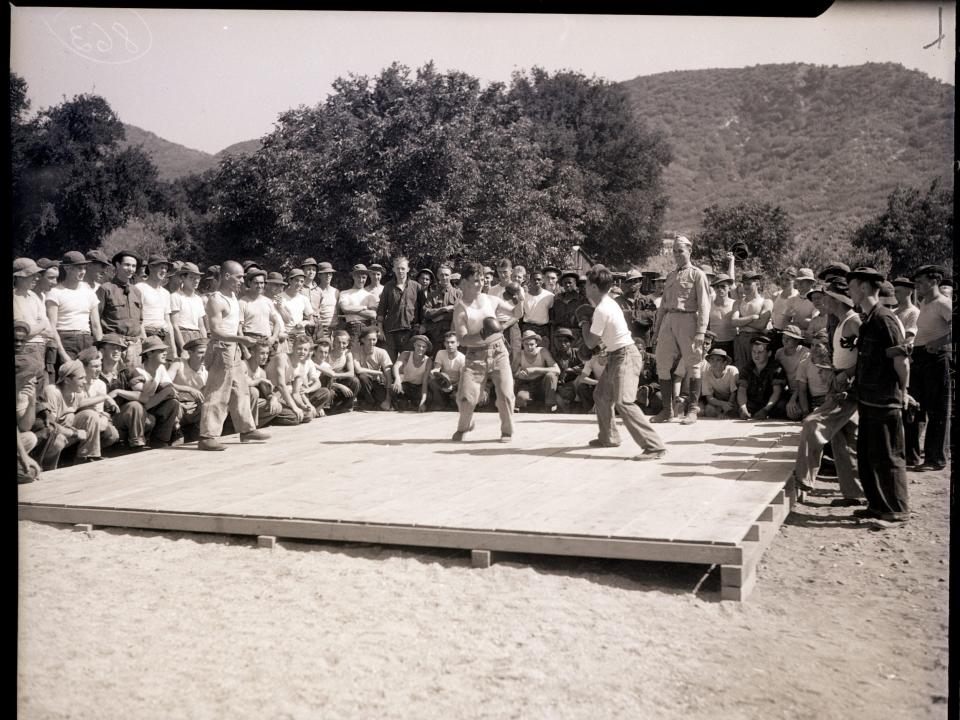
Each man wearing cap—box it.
[891,277,919,343]
[550,327,583,411]
[240,268,285,348]
[305,260,339,339]
[700,348,739,417]
[512,330,560,412]
[550,270,586,344]
[846,267,910,523]
[168,336,209,430]
[198,260,270,451]
[165,262,184,295]
[650,236,712,424]
[137,254,178,357]
[127,336,185,447]
[422,264,462,351]
[775,325,810,419]
[84,250,112,291]
[736,335,787,420]
[170,262,207,354]
[730,270,773,373]
[623,269,657,347]
[376,255,426,362]
[339,264,379,348]
[14,258,55,374]
[45,251,103,371]
[783,268,818,334]
[36,259,60,300]
[281,268,316,334]
[97,251,146,369]
[367,263,386,301]
[793,286,865,505]
[391,334,434,412]
[909,265,952,472]
[580,264,666,458]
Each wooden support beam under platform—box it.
[18,412,800,601]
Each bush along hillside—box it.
[621,62,954,241]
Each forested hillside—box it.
[621,62,954,239]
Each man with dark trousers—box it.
[376,255,425,362]
[846,267,911,525]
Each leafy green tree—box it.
[508,68,671,265]
[11,86,162,258]
[693,202,794,277]
[851,178,953,276]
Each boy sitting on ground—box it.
[392,335,433,412]
[574,349,608,412]
[429,331,465,411]
[736,335,788,420]
[775,325,811,420]
[700,348,739,418]
[513,330,560,412]
[354,327,394,411]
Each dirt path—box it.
[17,467,948,719]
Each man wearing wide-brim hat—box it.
[907,263,952,473]
[303,260,339,340]
[512,328,560,412]
[97,250,146,369]
[701,347,739,418]
[844,267,910,523]
[651,235,712,424]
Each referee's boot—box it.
[649,378,675,423]
[680,377,701,425]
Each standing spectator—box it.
[422,264,461,351]
[909,264,952,472]
[803,285,830,346]
[197,261,270,451]
[376,256,425,362]
[339,264,378,349]
[770,267,798,352]
[97,251,146,369]
[13,258,51,374]
[84,250,112,292]
[731,271,773,373]
[310,261,340,339]
[241,269,285,346]
[892,277,920,343]
[416,268,434,295]
[550,271,585,344]
[481,266,495,294]
[281,268,315,336]
[650,236,711,425]
[138,254,178,356]
[708,273,737,358]
[846,267,910,524]
[367,263,386,302]
[542,265,560,295]
[299,257,321,336]
[513,265,527,286]
[580,264,665,459]
[488,258,513,297]
[783,268,819,334]
[35,259,60,299]
[170,262,207,353]
[522,270,554,352]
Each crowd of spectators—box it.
[13,247,953,527]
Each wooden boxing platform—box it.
[17,411,800,601]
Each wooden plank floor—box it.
[19,411,798,569]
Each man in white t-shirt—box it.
[580,264,665,460]
[429,331,465,410]
[171,262,207,353]
[339,264,378,346]
[522,270,554,352]
[282,268,315,334]
[46,251,102,364]
[137,254,178,356]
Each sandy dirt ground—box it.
[18,464,948,720]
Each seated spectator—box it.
[17,427,42,484]
[39,360,105,468]
[701,348,740,418]
[574,349,607,412]
[288,334,320,421]
[76,346,121,456]
[302,338,334,415]
[128,336,184,447]
[513,330,560,412]
[354,327,394,411]
[16,321,45,469]
[634,338,663,416]
[551,328,583,412]
[322,330,360,414]
[788,340,833,420]
[775,325,810,418]
[736,335,787,420]
[245,340,282,428]
[94,334,153,450]
[429,331,465,411]
[264,334,312,425]
[168,337,208,430]
[392,335,433,412]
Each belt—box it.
[58,330,91,335]
[666,309,695,314]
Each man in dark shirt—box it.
[550,270,585,344]
[422,264,461,350]
[847,267,911,524]
[376,255,425,362]
[551,328,583,411]
[97,251,145,369]
[736,335,787,419]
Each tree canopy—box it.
[693,201,793,277]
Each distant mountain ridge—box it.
[620,62,953,239]
[123,62,953,242]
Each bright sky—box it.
[10,3,956,154]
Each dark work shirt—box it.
[553,347,583,384]
[377,279,425,332]
[423,286,462,329]
[855,303,907,409]
[550,291,585,330]
[738,359,787,412]
[97,281,143,337]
